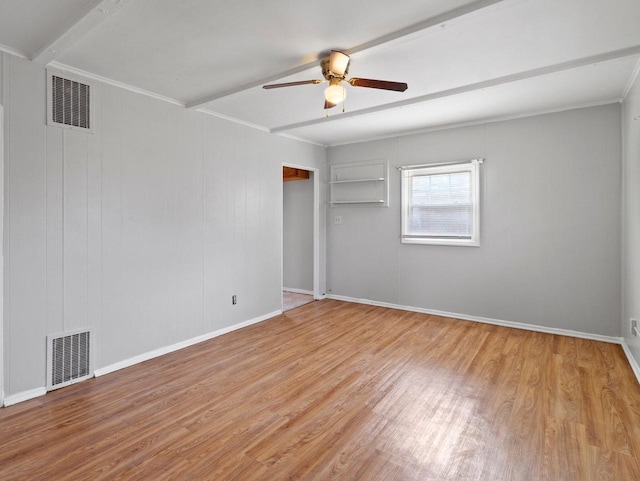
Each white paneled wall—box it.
[6,57,48,394]
[1,53,325,398]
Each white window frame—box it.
[400,159,482,247]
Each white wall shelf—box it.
[330,160,389,207]
[330,200,385,204]
[329,177,385,184]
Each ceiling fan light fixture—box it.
[329,50,350,76]
[325,83,346,105]
[262,50,407,114]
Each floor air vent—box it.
[47,328,94,391]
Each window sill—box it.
[401,237,480,247]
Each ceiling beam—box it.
[270,45,640,134]
[185,0,511,110]
[31,0,131,65]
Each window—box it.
[401,159,481,246]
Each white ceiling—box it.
[1,0,639,146]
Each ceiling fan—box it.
[262,50,408,111]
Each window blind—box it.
[408,171,472,238]
[400,159,481,246]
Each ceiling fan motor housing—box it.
[321,56,349,81]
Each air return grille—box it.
[47,328,94,391]
[47,70,93,132]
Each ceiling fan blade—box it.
[324,100,337,109]
[348,78,408,92]
[263,80,322,89]
[329,51,350,76]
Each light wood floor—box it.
[1,300,640,480]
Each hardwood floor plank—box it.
[1,300,640,480]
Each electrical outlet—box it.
[333,215,342,225]
[232,295,237,305]
[631,318,638,337]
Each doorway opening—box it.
[282,164,319,312]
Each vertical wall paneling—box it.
[45,125,63,336]
[246,133,274,317]
[63,129,89,333]
[232,127,247,325]
[99,85,123,367]
[120,90,151,357]
[261,143,282,310]
[2,54,326,398]
[7,56,48,395]
[87,82,102,366]
[176,108,204,343]
[246,138,263,316]
[145,98,171,352]
[243,135,261,319]
[204,116,233,332]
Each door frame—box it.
[282,163,320,301]
[0,105,4,406]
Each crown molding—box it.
[48,61,185,106]
[0,44,27,60]
[326,98,621,147]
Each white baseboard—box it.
[620,340,640,385]
[94,309,282,377]
[326,294,623,344]
[283,287,314,296]
[3,387,47,407]
[5,301,639,408]
[331,294,640,385]
[2,310,282,408]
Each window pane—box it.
[408,171,472,238]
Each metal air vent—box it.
[47,328,94,391]
[47,70,94,132]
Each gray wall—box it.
[327,105,621,337]
[283,177,314,292]
[623,74,640,364]
[0,53,325,398]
